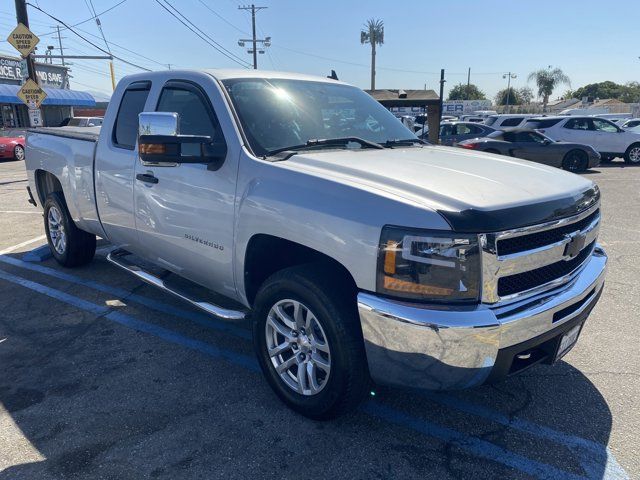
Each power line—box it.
[196,0,248,34]
[153,0,250,68]
[36,0,127,37]
[85,0,112,55]
[271,43,504,76]
[25,3,151,71]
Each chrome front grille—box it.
[480,205,600,304]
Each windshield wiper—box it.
[266,136,384,159]
[382,138,427,148]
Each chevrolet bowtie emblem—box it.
[564,232,587,259]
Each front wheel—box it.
[44,192,96,267]
[13,145,25,161]
[624,143,640,165]
[253,264,369,420]
[562,150,588,172]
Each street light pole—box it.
[503,72,517,113]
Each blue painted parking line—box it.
[0,267,597,480]
[419,391,628,480]
[362,402,587,480]
[0,254,251,340]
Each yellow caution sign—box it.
[7,23,39,57]
[17,79,47,108]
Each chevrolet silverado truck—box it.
[24,70,607,419]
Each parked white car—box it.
[484,114,536,129]
[523,116,640,164]
[620,118,640,129]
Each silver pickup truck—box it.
[25,70,607,419]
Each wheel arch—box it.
[34,169,64,207]
[243,234,358,307]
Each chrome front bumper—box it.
[358,246,607,391]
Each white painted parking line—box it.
[0,210,42,215]
[0,235,46,255]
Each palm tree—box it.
[527,67,571,112]
[360,18,384,90]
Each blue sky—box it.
[0,0,638,101]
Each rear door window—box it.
[525,118,562,129]
[113,82,151,149]
[500,117,524,127]
[564,118,591,130]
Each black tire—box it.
[43,192,96,267]
[624,143,640,165]
[253,263,369,420]
[13,144,25,161]
[562,150,588,172]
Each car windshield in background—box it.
[222,78,416,157]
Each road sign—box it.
[7,23,39,57]
[28,107,42,127]
[17,79,47,108]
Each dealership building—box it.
[0,54,96,127]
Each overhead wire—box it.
[25,2,151,71]
[153,0,250,68]
[36,0,127,37]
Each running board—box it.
[106,249,246,321]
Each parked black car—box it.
[457,128,601,172]
[418,121,496,146]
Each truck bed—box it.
[25,126,103,238]
[26,126,101,142]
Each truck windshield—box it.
[222,78,417,157]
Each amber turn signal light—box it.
[139,143,166,155]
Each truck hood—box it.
[285,145,598,231]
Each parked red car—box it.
[0,131,25,161]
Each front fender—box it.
[233,159,451,304]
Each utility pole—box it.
[438,69,446,144]
[14,0,37,85]
[56,25,65,66]
[466,67,471,100]
[238,5,268,69]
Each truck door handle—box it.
[136,173,158,184]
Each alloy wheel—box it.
[14,145,24,161]
[265,299,331,396]
[47,205,67,254]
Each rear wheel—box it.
[562,150,588,172]
[44,192,96,267]
[253,264,369,420]
[13,145,24,161]
[624,143,640,165]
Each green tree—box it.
[620,82,640,103]
[495,87,523,106]
[447,83,486,100]
[572,81,624,100]
[360,18,384,90]
[527,67,571,112]
[519,86,534,104]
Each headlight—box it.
[376,226,481,303]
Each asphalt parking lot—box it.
[0,157,638,480]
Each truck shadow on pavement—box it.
[0,254,622,480]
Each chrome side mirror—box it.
[139,111,179,137]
